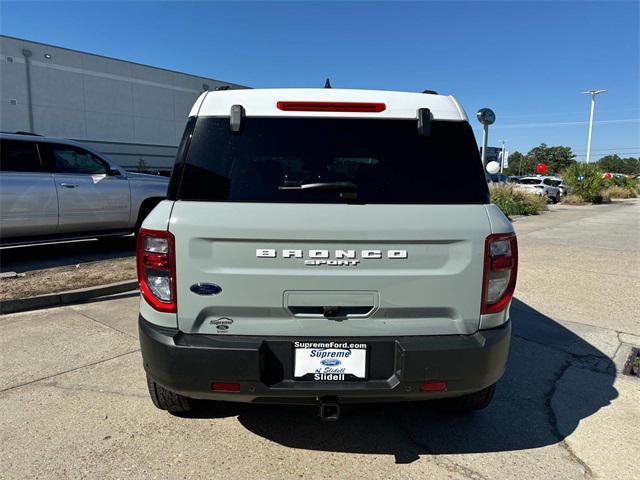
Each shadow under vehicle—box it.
[174,299,617,464]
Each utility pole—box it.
[581,89,607,163]
[518,153,524,176]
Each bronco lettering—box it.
[256,249,407,261]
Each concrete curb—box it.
[0,280,139,315]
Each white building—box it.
[0,35,246,171]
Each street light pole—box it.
[481,124,489,166]
[476,108,496,168]
[582,89,607,163]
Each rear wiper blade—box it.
[278,181,357,191]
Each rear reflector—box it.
[276,101,386,113]
[211,382,240,392]
[420,381,447,392]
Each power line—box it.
[483,118,639,129]
[498,108,639,119]
[573,146,640,153]
[574,153,640,158]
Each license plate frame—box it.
[293,341,368,381]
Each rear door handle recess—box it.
[59,183,79,188]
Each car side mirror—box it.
[107,168,121,176]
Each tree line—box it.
[502,144,640,176]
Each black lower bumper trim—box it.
[139,316,511,403]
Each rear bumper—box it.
[139,316,511,404]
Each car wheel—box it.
[146,374,194,413]
[553,194,560,204]
[445,383,496,412]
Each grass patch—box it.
[490,184,548,216]
[561,194,588,205]
[593,190,612,204]
[0,258,136,301]
[602,185,638,199]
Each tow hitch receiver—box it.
[318,397,340,421]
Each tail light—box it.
[481,233,518,314]
[276,101,386,112]
[137,228,176,313]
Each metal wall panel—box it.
[0,35,246,171]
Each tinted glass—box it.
[50,144,107,174]
[489,173,508,183]
[0,140,43,172]
[519,178,542,185]
[167,116,196,200]
[177,117,488,204]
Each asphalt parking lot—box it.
[1,200,638,479]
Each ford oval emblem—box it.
[320,358,342,367]
[190,283,222,296]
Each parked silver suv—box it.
[0,132,168,245]
[138,88,517,420]
[516,176,561,203]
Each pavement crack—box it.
[512,333,611,373]
[0,349,140,394]
[38,382,148,400]
[392,415,490,479]
[611,332,624,361]
[430,458,490,480]
[545,354,595,479]
[75,310,137,339]
[510,308,639,338]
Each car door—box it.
[0,139,59,240]
[542,178,558,196]
[45,143,131,234]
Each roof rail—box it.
[422,90,438,95]
[0,131,42,136]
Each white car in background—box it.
[516,176,561,203]
[549,178,569,197]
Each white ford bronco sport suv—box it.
[138,88,517,420]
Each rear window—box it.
[0,140,43,172]
[519,178,542,185]
[175,117,489,204]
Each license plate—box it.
[293,341,367,381]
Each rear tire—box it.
[146,374,194,413]
[446,383,496,412]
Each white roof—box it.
[190,88,468,121]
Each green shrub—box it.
[562,163,603,202]
[490,184,548,216]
